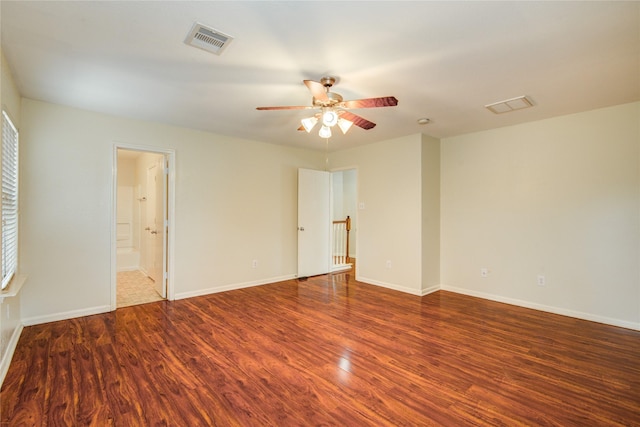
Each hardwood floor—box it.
[2,268,639,426]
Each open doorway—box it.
[113,146,174,309]
[331,168,357,272]
[296,168,357,277]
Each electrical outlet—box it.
[537,274,546,286]
[252,259,258,268]
[480,268,489,278]
[386,260,392,269]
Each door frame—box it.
[330,165,358,267]
[111,143,176,310]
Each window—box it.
[2,110,18,290]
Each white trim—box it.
[0,322,23,388]
[0,274,27,302]
[356,275,423,296]
[330,264,352,273]
[111,143,176,310]
[440,285,640,331]
[22,305,111,327]
[420,284,440,296]
[174,274,296,300]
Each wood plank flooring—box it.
[2,269,640,426]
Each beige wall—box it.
[19,99,324,323]
[4,58,639,345]
[0,49,23,383]
[329,134,441,296]
[421,134,440,293]
[441,102,640,328]
[330,135,424,294]
[115,154,136,250]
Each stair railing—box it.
[332,216,351,267]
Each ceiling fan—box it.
[256,76,398,139]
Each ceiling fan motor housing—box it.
[320,76,336,88]
[313,91,343,107]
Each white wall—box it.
[330,135,423,294]
[7,78,638,346]
[19,99,324,324]
[441,102,640,328]
[421,134,440,293]
[0,49,23,384]
[343,169,357,258]
[116,154,136,249]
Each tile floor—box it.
[117,270,164,308]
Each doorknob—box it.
[150,230,158,234]
[298,227,304,231]
[145,227,151,231]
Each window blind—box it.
[2,111,18,290]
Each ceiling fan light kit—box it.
[301,117,318,133]
[337,118,353,134]
[257,76,398,141]
[322,109,339,127]
[319,125,332,139]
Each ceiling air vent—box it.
[185,22,233,55]
[485,96,534,114]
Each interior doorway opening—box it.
[296,167,357,278]
[331,168,357,272]
[113,146,174,309]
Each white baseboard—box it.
[356,277,440,297]
[356,276,424,296]
[331,264,353,273]
[440,285,640,331]
[421,285,440,296]
[22,305,112,327]
[0,322,24,388]
[174,274,297,300]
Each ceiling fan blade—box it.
[339,96,398,109]
[256,105,314,110]
[339,111,376,130]
[303,80,329,102]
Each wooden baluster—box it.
[345,216,351,263]
[331,217,352,266]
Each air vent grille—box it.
[485,96,534,114]
[185,23,233,55]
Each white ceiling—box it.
[1,1,639,151]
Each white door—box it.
[146,156,167,297]
[298,168,331,277]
